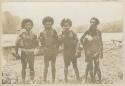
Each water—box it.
[1,33,123,47]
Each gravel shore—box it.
[2,42,123,84]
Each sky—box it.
[2,2,123,32]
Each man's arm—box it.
[54,30,58,43]
[99,32,103,51]
[58,31,64,46]
[33,34,39,48]
[98,31,103,58]
[53,30,59,50]
[15,32,24,48]
[72,31,78,44]
[39,32,45,47]
[80,31,88,46]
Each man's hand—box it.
[75,50,81,58]
[79,44,83,50]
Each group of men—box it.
[15,16,103,84]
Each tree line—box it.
[2,11,122,34]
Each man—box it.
[59,18,80,82]
[16,18,38,83]
[80,17,103,83]
[39,16,59,83]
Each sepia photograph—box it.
[2,0,123,2]
[1,1,123,84]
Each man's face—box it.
[90,19,97,29]
[24,22,33,31]
[44,21,53,29]
[62,22,71,31]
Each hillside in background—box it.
[2,11,122,34]
[2,11,21,34]
[74,20,123,33]
[100,20,123,33]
